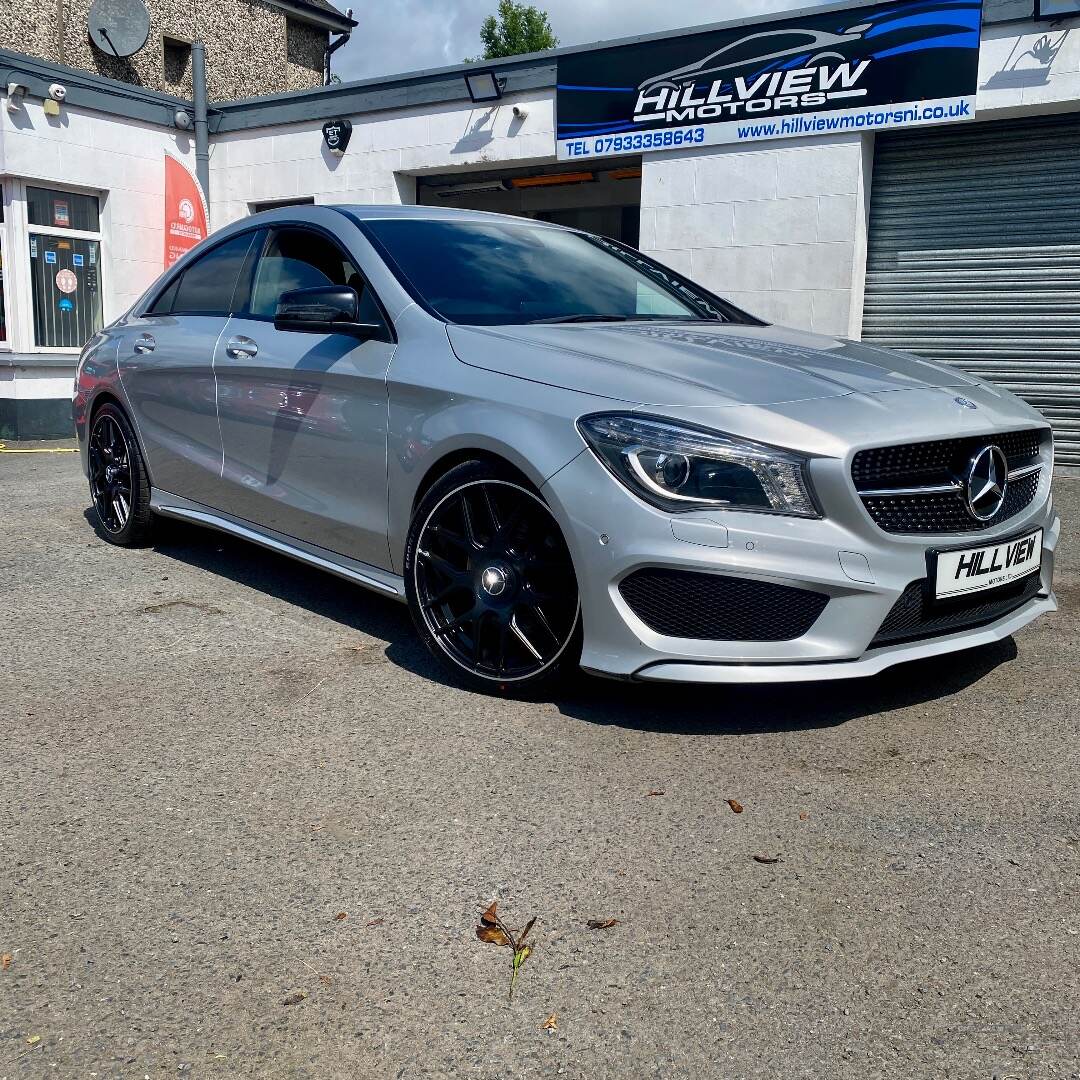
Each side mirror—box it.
[274,286,382,340]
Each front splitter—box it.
[627,594,1057,684]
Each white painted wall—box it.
[209,91,558,226]
[0,98,199,345]
[640,134,869,338]
[0,369,72,400]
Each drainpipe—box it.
[323,9,353,85]
[191,40,210,217]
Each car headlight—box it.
[577,413,819,517]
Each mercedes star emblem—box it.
[965,444,1008,521]
[481,566,508,596]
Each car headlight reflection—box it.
[577,413,820,518]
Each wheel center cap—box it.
[105,465,118,482]
[480,565,509,597]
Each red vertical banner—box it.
[163,154,208,270]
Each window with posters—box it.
[25,186,104,349]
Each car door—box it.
[213,225,395,569]
[119,230,261,503]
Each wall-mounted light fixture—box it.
[6,82,27,113]
[435,180,511,198]
[465,70,503,103]
[174,109,193,130]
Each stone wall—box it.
[0,0,328,101]
[285,20,325,92]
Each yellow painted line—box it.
[0,442,79,453]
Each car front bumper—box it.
[541,447,1060,684]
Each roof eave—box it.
[264,0,356,34]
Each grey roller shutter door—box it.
[862,113,1080,466]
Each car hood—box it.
[446,320,976,407]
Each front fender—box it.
[386,372,604,574]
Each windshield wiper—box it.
[529,314,631,324]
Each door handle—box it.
[133,333,155,354]
[225,335,258,359]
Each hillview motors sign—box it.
[555,0,983,160]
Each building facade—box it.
[0,0,353,101]
[1,0,1079,466]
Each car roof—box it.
[345,205,569,228]
[245,204,565,228]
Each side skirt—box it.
[150,490,406,601]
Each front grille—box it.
[870,570,1043,648]
[852,429,1044,535]
[619,569,829,641]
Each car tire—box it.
[404,460,582,695]
[87,402,154,546]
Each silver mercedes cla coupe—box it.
[74,205,1059,692]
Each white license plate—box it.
[934,529,1042,599]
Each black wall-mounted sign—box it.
[322,118,353,156]
[556,0,983,160]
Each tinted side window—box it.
[172,232,257,316]
[228,228,265,315]
[249,228,361,318]
[147,276,180,315]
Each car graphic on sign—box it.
[638,24,871,92]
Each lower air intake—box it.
[619,568,829,641]
[870,571,1042,648]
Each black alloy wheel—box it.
[406,463,581,691]
[87,403,153,545]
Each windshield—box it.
[360,217,754,327]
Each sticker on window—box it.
[56,268,78,294]
[45,250,57,264]
[73,254,84,267]
[54,201,70,227]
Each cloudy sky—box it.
[331,1,831,82]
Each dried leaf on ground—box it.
[726,799,744,814]
[318,974,333,987]
[542,1013,558,1032]
[477,924,512,946]
[26,1035,41,1046]
[366,917,384,927]
[475,903,539,1001]
[646,790,665,797]
[282,992,307,1006]
[586,918,619,930]
[752,854,781,864]
[799,811,809,821]
[0,953,12,970]
[333,912,348,922]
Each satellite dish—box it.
[87,0,150,58]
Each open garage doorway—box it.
[415,158,642,246]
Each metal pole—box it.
[191,40,210,218]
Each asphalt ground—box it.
[1,446,1078,1080]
